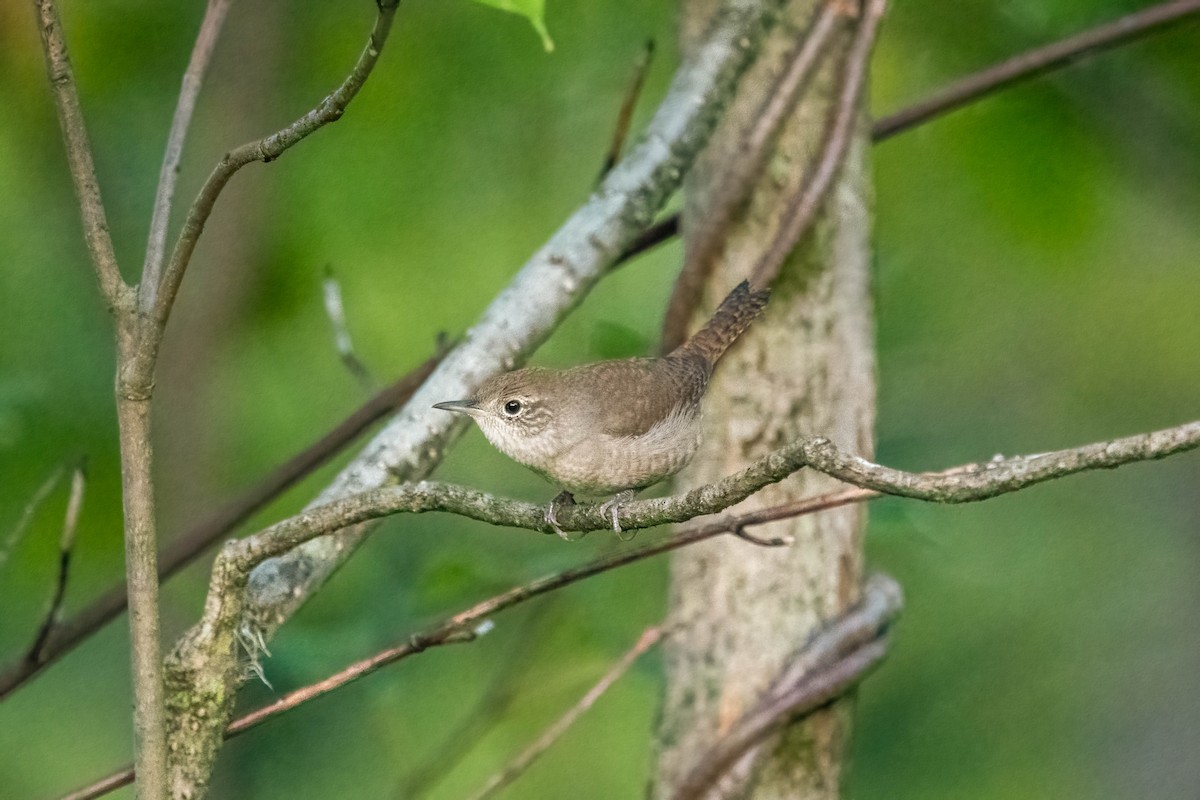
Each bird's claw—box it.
[598,490,639,539]
[545,491,576,540]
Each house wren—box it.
[434,280,769,536]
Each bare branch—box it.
[598,39,656,182]
[749,0,887,288]
[25,459,87,665]
[466,626,663,800]
[661,0,848,350]
[0,464,64,573]
[31,0,128,310]
[153,0,402,331]
[140,0,233,308]
[671,574,902,800]
[0,347,445,700]
[872,0,1200,141]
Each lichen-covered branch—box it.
[221,420,1200,576]
[178,419,1198,699]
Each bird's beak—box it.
[433,399,480,415]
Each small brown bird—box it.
[434,281,769,536]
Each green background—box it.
[1,1,1197,797]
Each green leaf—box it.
[471,0,554,51]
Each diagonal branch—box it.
[615,0,1200,266]
[872,0,1200,141]
[661,0,849,351]
[140,0,233,309]
[466,626,663,800]
[749,0,886,288]
[31,0,128,310]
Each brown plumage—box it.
[435,281,769,533]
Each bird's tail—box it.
[672,280,769,366]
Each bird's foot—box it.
[598,489,640,539]
[545,491,576,540]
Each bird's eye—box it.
[503,400,522,416]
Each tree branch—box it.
[671,574,902,800]
[152,0,402,333]
[61,525,876,800]
[169,418,1196,703]
[749,0,886,288]
[466,626,663,800]
[661,0,848,351]
[872,0,1200,141]
[31,0,128,310]
[598,39,656,182]
[219,421,1200,576]
[140,0,233,309]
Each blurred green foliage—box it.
[0,1,1197,798]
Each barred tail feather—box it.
[673,280,769,365]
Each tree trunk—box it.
[653,2,876,797]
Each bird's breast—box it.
[548,405,702,496]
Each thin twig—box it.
[466,626,664,800]
[25,459,87,665]
[672,574,901,799]
[872,0,1200,141]
[661,0,847,351]
[322,266,375,391]
[749,0,887,289]
[0,464,65,573]
[0,347,446,699]
[397,605,550,799]
[31,0,127,309]
[153,0,402,332]
[598,40,656,182]
[140,0,234,308]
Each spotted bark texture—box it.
[653,2,876,797]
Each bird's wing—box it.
[569,358,705,438]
